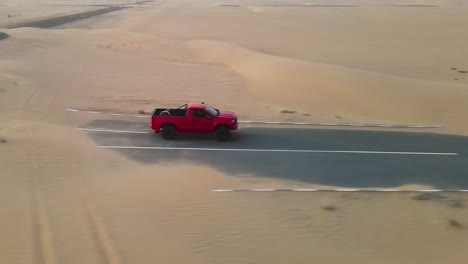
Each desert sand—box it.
[1,0,468,263]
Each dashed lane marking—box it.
[78,128,150,134]
[212,189,468,193]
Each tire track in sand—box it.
[31,186,58,264]
[31,172,123,264]
[84,200,122,264]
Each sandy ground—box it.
[1,0,468,263]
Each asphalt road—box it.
[6,1,153,29]
[0,32,9,41]
[82,119,468,189]
[7,6,125,29]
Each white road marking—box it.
[212,189,468,192]
[78,128,150,134]
[65,108,448,129]
[334,188,359,192]
[317,123,339,126]
[238,121,447,128]
[98,146,458,156]
[253,121,281,124]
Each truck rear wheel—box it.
[215,126,230,141]
[161,124,176,140]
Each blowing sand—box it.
[1,0,468,263]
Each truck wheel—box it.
[215,126,230,141]
[161,124,176,140]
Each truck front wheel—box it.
[215,126,230,141]
[161,124,176,140]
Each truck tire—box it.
[215,126,230,141]
[161,124,176,140]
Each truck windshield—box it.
[205,105,219,116]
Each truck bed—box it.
[151,108,188,132]
[152,108,187,117]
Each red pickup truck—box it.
[151,103,238,141]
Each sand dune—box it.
[1,27,287,121]
[188,40,468,128]
[109,3,468,130]
[5,26,467,130]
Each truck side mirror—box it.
[206,115,211,120]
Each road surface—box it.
[6,1,154,29]
[81,119,468,189]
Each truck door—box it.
[188,108,214,132]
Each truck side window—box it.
[193,109,207,118]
